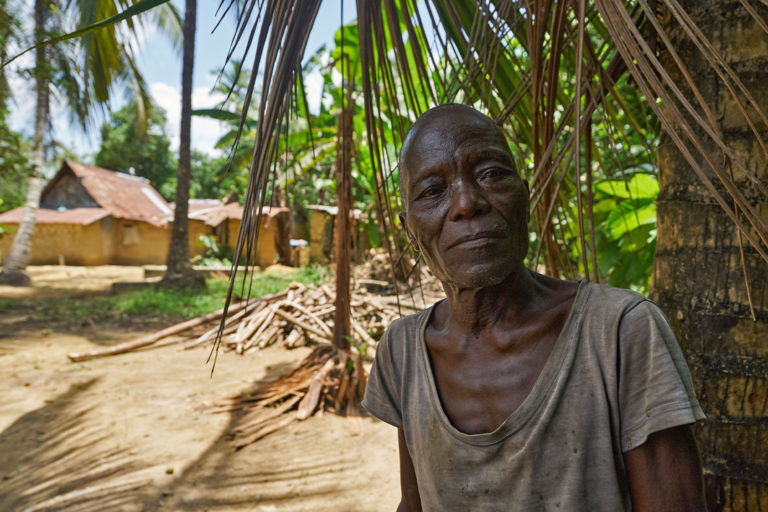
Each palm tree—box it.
[0,0,181,286]
[214,0,768,506]
[161,0,205,289]
[651,1,768,507]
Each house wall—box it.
[0,215,287,268]
[308,210,334,264]
[226,218,279,268]
[110,219,169,265]
[0,221,112,265]
[188,219,210,258]
[40,171,99,210]
[307,210,369,265]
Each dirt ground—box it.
[0,267,400,511]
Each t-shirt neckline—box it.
[416,279,591,446]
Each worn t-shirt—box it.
[361,281,705,511]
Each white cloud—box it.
[149,81,227,155]
[304,71,323,115]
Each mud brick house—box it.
[0,161,287,266]
[305,204,370,264]
[187,201,291,267]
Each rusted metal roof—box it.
[189,202,289,227]
[306,204,364,218]
[176,199,224,213]
[0,207,110,226]
[64,161,172,226]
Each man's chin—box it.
[441,262,520,290]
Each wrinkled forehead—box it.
[400,107,511,183]
[405,106,504,150]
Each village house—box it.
[0,161,288,267]
[186,200,292,267]
[305,204,370,264]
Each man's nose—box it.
[448,179,490,221]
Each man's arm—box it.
[624,424,707,511]
[397,429,422,512]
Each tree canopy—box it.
[95,101,177,198]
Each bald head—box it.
[398,104,512,207]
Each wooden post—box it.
[332,66,354,352]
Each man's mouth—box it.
[447,231,506,249]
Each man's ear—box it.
[399,211,418,250]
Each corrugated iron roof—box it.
[65,161,172,226]
[189,203,289,227]
[0,207,110,226]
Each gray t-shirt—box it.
[362,281,705,511]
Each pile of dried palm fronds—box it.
[67,281,421,363]
[210,344,367,449]
[186,281,405,356]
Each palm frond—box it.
[2,0,172,67]
[215,0,768,327]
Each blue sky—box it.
[9,0,356,160]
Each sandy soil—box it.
[0,267,400,511]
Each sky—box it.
[8,0,356,160]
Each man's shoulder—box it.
[383,305,434,342]
[582,281,649,313]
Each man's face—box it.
[399,107,530,289]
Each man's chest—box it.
[425,331,560,435]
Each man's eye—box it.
[419,187,441,199]
[483,167,509,179]
[478,167,515,183]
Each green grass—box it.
[111,285,227,318]
[24,266,330,322]
[0,298,17,312]
[208,265,330,301]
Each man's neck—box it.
[440,266,539,334]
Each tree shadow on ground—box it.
[0,378,149,511]
[142,358,364,511]
[0,351,381,511]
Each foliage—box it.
[0,298,17,311]
[5,0,180,133]
[193,234,233,266]
[94,100,177,198]
[0,0,31,213]
[0,117,31,213]
[159,150,237,200]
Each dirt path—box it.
[0,268,400,511]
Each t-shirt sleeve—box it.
[361,320,404,428]
[618,299,705,452]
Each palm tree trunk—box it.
[0,0,49,286]
[653,3,768,509]
[162,0,203,289]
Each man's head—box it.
[398,104,530,289]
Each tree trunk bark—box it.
[162,0,204,290]
[654,2,768,509]
[0,0,49,286]
[332,89,354,351]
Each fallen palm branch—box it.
[65,299,258,362]
[210,343,367,449]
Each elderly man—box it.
[361,104,706,511]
